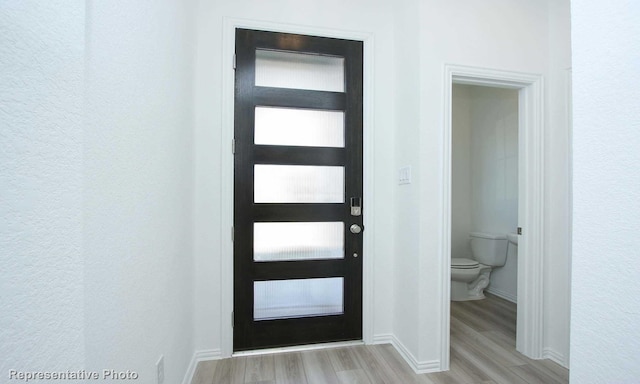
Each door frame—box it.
[440,64,545,369]
[220,18,375,357]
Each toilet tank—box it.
[469,232,508,266]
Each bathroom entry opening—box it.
[450,84,519,305]
[232,29,364,351]
[443,65,546,366]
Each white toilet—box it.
[451,232,508,301]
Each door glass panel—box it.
[255,49,345,92]
[255,107,345,147]
[254,222,344,261]
[254,277,344,320]
[254,165,344,203]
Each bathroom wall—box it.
[452,84,519,302]
[451,85,473,260]
[469,86,519,302]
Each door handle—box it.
[350,224,362,234]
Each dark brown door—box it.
[233,28,363,351]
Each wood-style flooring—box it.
[191,294,569,384]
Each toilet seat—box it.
[452,258,479,269]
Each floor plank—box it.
[350,345,396,384]
[327,347,361,372]
[509,363,565,384]
[191,360,217,384]
[449,345,491,383]
[275,353,308,384]
[244,354,275,383]
[302,349,341,384]
[527,359,570,384]
[372,344,426,384]
[450,335,528,384]
[451,319,526,367]
[427,370,469,384]
[209,356,246,384]
[335,369,372,384]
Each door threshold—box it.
[232,340,364,357]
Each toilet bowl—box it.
[451,232,508,301]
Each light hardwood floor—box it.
[191,294,568,384]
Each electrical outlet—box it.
[156,355,164,384]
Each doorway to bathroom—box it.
[451,84,519,303]
[449,83,521,363]
[442,65,545,367]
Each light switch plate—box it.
[399,166,412,185]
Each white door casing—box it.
[440,64,544,369]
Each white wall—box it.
[469,87,519,237]
[392,0,572,368]
[452,85,519,302]
[393,0,423,362]
[83,1,196,383]
[0,0,86,374]
[571,0,640,382]
[193,0,398,356]
[451,85,473,260]
[544,0,572,365]
[470,86,519,302]
[2,1,197,380]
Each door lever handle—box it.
[350,224,362,234]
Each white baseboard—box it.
[372,333,393,344]
[543,348,569,369]
[181,349,222,384]
[181,353,198,384]
[388,335,441,374]
[486,287,517,303]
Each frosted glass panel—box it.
[254,165,344,203]
[254,222,344,261]
[254,278,344,320]
[255,49,345,92]
[255,107,345,147]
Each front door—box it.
[233,28,364,351]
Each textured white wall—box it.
[0,0,86,374]
[84,1,195,383]
[571,0,640,382]
[194,0,398,355]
